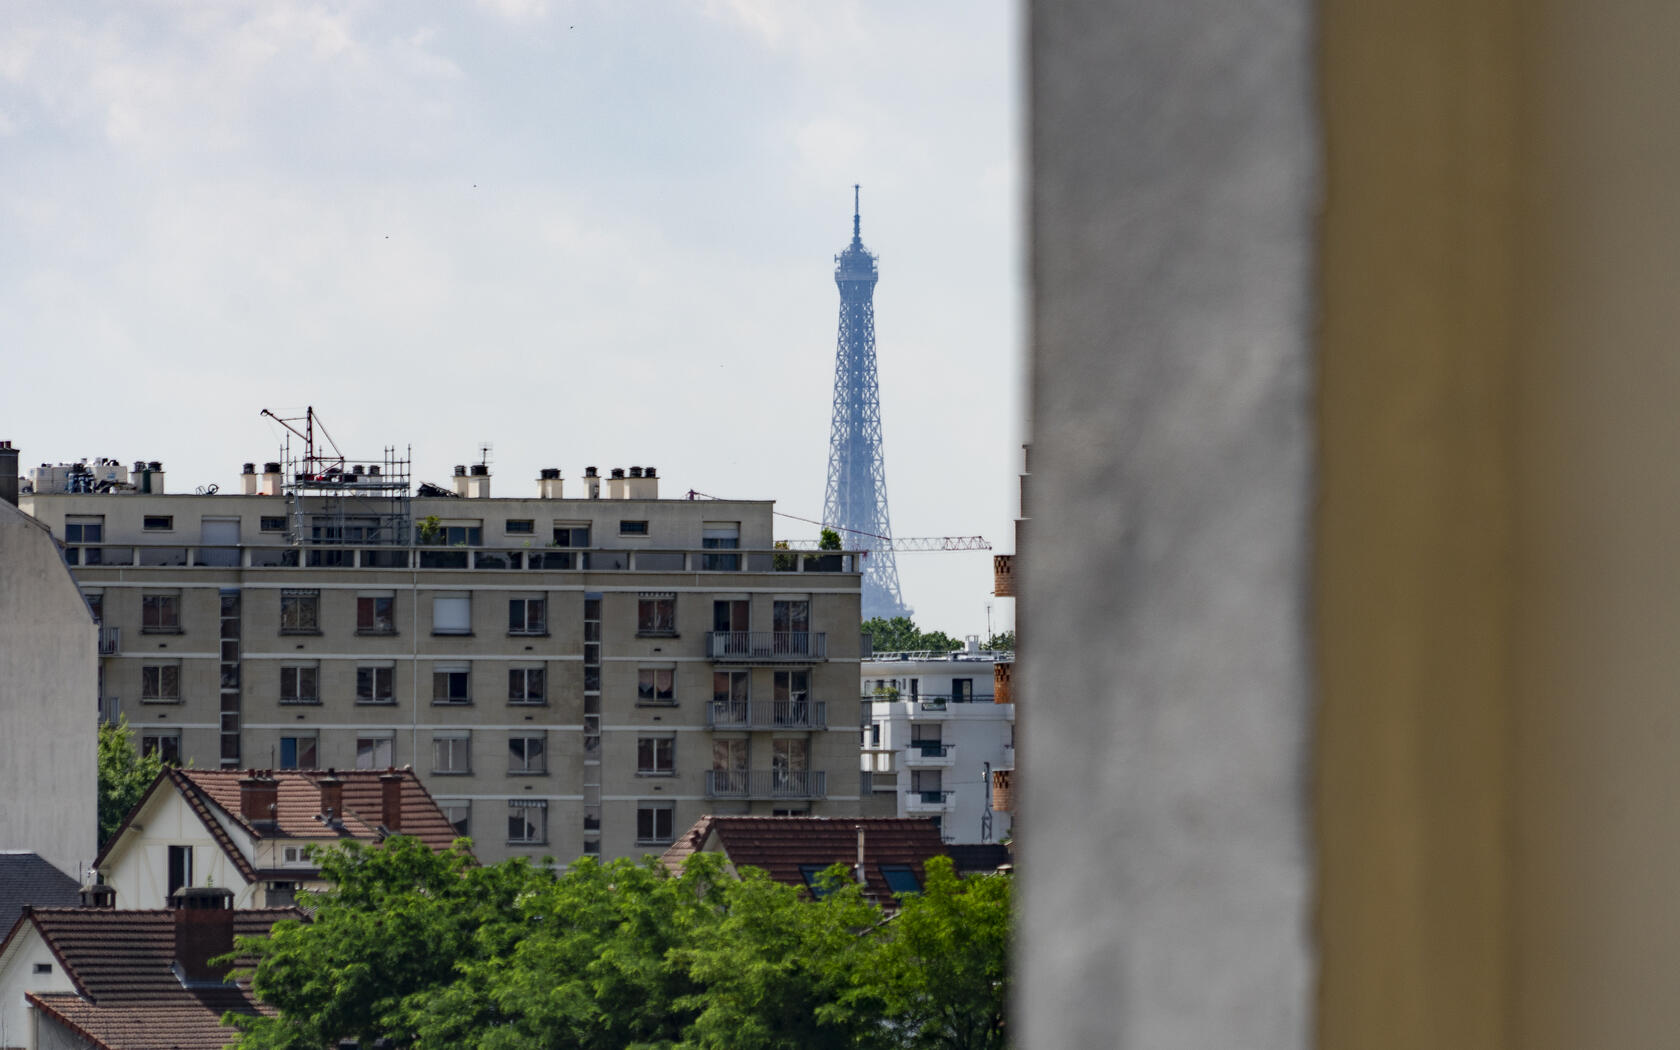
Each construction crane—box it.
[684,490,990,553]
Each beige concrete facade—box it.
[21,485,863,865]
[0,500,98,881]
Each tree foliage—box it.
[862,616,966,654]
[818,527,843,551]
[227,843,1010,1050]
[98,715,167,848]
[984,631,1015,653]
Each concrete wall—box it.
[0,501,98,880]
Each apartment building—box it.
[860,639,1014,845]
[20,452,864,864]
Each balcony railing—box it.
[706,631,827,662]
[97,626,120,655]
[99,696,121,725]
[62,545,861,574]
[705,770,828,800]
[706,699,828,729]
[906,789,955,812]
[904,742,956,768]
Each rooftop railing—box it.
[62,545,860,574]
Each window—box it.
[638,736,676,776]
[357,595,395,634]
[279,665,319,705]
[773,599,810,654]
[143,515,174,531]
[505,518,535,534]
[168,845,193,901]
[508,800,547,845]
[84,592,103,623]
[713,737,748,772]
[880,864,922,895]
[702,522,740,571]
[141,593,180,633]
[552,524,590,547]
[65,516,104,543]
[508,597,547,635]
[638,667,676,705]
[774,669,811,724]
[952,678,974,703]
[772,738,809,788]
[141,663,181,702]
[421,523,482,546]
[619,520,649,536]
[356,665,394,704]
[433,734,471,774]
[799,863,844,898]
[509,734,546,774]
[355,733,394,769]
[439,799,471,838]
[911,769,944,800]
[508,667,546,704]
[637,801,675,845]
[141,729,181,764]
[279,590,321,634]
[279,735,317,769]
[432,594,471,635]
[260,516,286,532]
[637,593,676,636]
[433,665,472,705]
[32,962,51,975]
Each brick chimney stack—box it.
[171,886,235,984]
[79,883,116,909]
[317,773,343,822]
[239,772,279,827]
[380,770,404,832]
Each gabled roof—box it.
[10,907,301,1050]
[0,851,81,933]
[94,768,464,881]
[661,816,947,902]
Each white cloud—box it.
[474,0,550,23]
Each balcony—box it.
[706,631,828,662]
[903,742,956,769]
[97,626,120,655]
[99,696,121,725]
[906,789,955,813]
[705,769,828,800]
[706,699,828,729]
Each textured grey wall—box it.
[1019,1,1316,1046]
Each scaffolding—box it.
[261,407,412,546]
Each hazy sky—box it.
[1,0,1023,638]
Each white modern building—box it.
[0,441,98,881]
[861,639,1014,844]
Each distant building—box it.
[0,889,299,1050]
[19,438,865,865]
[95,767,460,909]
[660,815,946,906]
[0,441,98,881]
[860,639,1014,844]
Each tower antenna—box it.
[824,187,910,619]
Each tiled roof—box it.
[0,852,81,933]
[179,768,460,853]
[661,816,947,902]
[28,994,271,1050]
[27,907,300,1002]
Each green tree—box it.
[98,715,167,847]
[851,857,1011,1050]
[818,527,843,551]
[862,617,965,654]
[985,631,1015,652]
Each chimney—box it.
[0,441,17,506]
[239,463,258,496]
[584,466,600,500]
[239,772,279,828]
[260,462,283,496]
[317,773,343,822]
[606,468,628,500]
[624,465,658,500]
[380,769,404,832]
[451,464,470,498]
[145,461,166,495]
[79,883,116,909]
[537,468,564,500]
[171,886,236,984]
[466,462,491,499]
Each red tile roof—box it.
[660,816,947,902]
[12,907,302,1050]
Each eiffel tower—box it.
[823,186,910,621]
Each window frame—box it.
[142,515,174,532]
[279,589,322,635]
[141,593,181,634]
[141,663,181,703]
[356,665,395,705]
[637,667,677,706]
[636,801,676,845]
[505,518,535,535]
[619,520,650,536]
[507,800,547,845]
[279,664,320,705]
[432,734,471,775]
[356,594,396,635]
[508,596,548,636]
[64,516,104,544]
[637,736,677,776]
[508,666,546,705]
[636,593,677,637]
[279,734,318,770]
[508,733,547,775]
[140,729,182,764]
[438,799,470,838]
[552,524,591,548]
[355,733,394,770]
[432,594,472,636]
[259,515,287,533]
[432,665,472,706]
